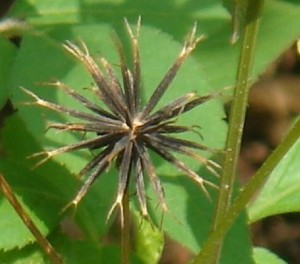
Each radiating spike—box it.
[135,142,168,213]
[147,140,219,199]
[140,26,205,119]
[27,151,52,169]
[63,41,128,121]
[41,80,116,119]
[21,87,123,124]
[107,141,132,226]
[144,93,196,126]
[135,157,149,218]
[124,17,141,113]
[62,157,109,213]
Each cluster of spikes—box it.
[22,18,221,226]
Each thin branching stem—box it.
[191,116,300,264]
[0,173,63,264]
[192,1,265,263]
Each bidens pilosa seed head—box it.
[22,18,221,226]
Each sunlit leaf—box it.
[253,247,287,264]
[248,137,300,222]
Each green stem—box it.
[192,117,300,263]
[0,173,63,264]
[121,189,131,264]
[192,1,264,263]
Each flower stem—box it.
[192,1,264,263]
[191,116,300,264]
[121,188,131,264]
[0,173,63,264]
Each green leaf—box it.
[5,22,226,248]
[254,0,300,76]
[0,243,49,264]
[133,212,164,264]
[0,38,17,108]
[3,0,300,262]
[7,0,81,26]
[0,229,124,264]
[147,174,253,264]
[7,0,300,87]
[248,136,300,222]
[0,1,253,260]
[253,247,287,264]
[0,113,117,250]
[0,31,117,249]
[0,114,71,251]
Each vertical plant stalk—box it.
[191,109,300,264]
[192,1,265,263]
[121,188,130,264]
[0,173,63,264]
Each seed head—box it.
[23,18,221,226]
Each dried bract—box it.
[23,18,221,225]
